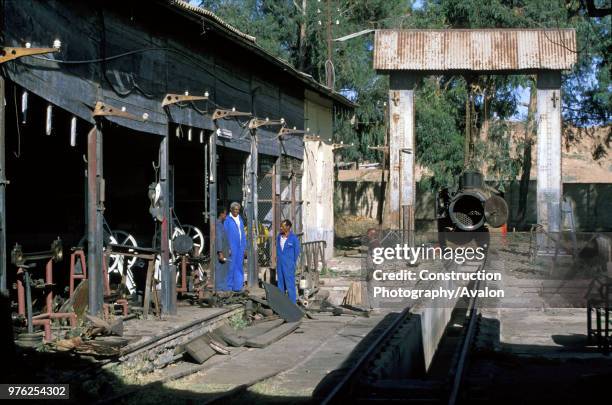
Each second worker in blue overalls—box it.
[276,219,300,303]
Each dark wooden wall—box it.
[3,0,305,158]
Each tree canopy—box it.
[198,0,611,190]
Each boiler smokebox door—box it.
[484,195,509,228]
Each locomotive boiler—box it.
[437,172,509,233]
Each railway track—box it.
[321,249,490,404]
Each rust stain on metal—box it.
[391,91,401,106]
[374,29,577,72]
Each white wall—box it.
[302,140,335,259]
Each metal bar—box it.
[24,271,33,334]
[247,130,258,287]
[87,126,103,315]
[291,172,296,226]
[271,160,278,269]
[209,130,217,291]
[0,76,6,293]
[448,279,482,405]
[160,135,176,315]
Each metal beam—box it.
[87,126,104,315]
[159,134,176,314]
[208,130,217,291]
[247,130,258,288]
[0,76,7,293]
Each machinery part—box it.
[161,93,208,107]
[107,230,138,272]
[0,46,58,64]
[181,225,205,256]
[449,190,487,231]
[92,101,143,121]
[484,195,509,228]
[173,234,194,255]
[148,182,163,222]
[211,108,252,121]
[438,172,508,232]
[11,238,63,266]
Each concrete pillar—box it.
[536,71,562,239]
[385,72,417,231]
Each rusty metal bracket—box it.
[248,118,284,130]
[278,127,306,138]
[92,101,143,121]
[211,108,252,121]
[0,46,58,64]
[161,93,208,107]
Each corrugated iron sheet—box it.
[374,29,576,71]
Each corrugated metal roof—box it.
[167,0,355,108]
[374,29,576,72]
[169,0,256,42]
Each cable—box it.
[29,45,251,96]
[31,48,171,64]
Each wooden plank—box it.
[245,321,301,348]
[216,324,246,347]
[236,319,285,339]
[184,335,216,364]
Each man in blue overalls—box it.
[223,202,247,292]
[276,219,300,303]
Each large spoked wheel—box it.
[181,225,205,256]
[154,225,206,291]
[107,230,139,294]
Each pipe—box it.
[247,130,258,288]
[24,271,33,334]
[208,130,217,291]
[46,105,53,136]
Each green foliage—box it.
[415,78,465,190]
[198,0,610,188]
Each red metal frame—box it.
[16,259,77,342]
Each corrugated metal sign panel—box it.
[374,29,577,71]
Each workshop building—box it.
[0,0,353,315]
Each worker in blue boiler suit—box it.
[224,202,247,292]
[276,219,300,303]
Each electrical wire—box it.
[29,45,252,96]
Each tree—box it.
[198,0,610,193]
